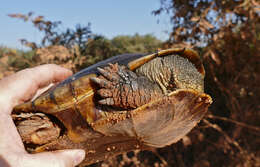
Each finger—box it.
[31,83,55,101]
[0,64,72,109]
[22,149,85,167]
[0,114,26,153]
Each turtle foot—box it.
[91,63,163,109]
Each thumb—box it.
[22,149,85,167]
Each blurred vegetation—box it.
[148,0,260,167]
[0,12,162,77]
[1,0,260,166]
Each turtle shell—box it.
[13,48,211,146]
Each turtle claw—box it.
[98,98,115,106]
[97,67,119,82]
[108,63,115,68]
[90,77,113,89]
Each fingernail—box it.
[73,150,86,166]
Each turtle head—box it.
[135,49,205,94]
[167,55,204,93]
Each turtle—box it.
[13,47,212,165]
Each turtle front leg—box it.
[91,63,164,109]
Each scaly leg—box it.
[91,63,163,109]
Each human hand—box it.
[0,64,85,167]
